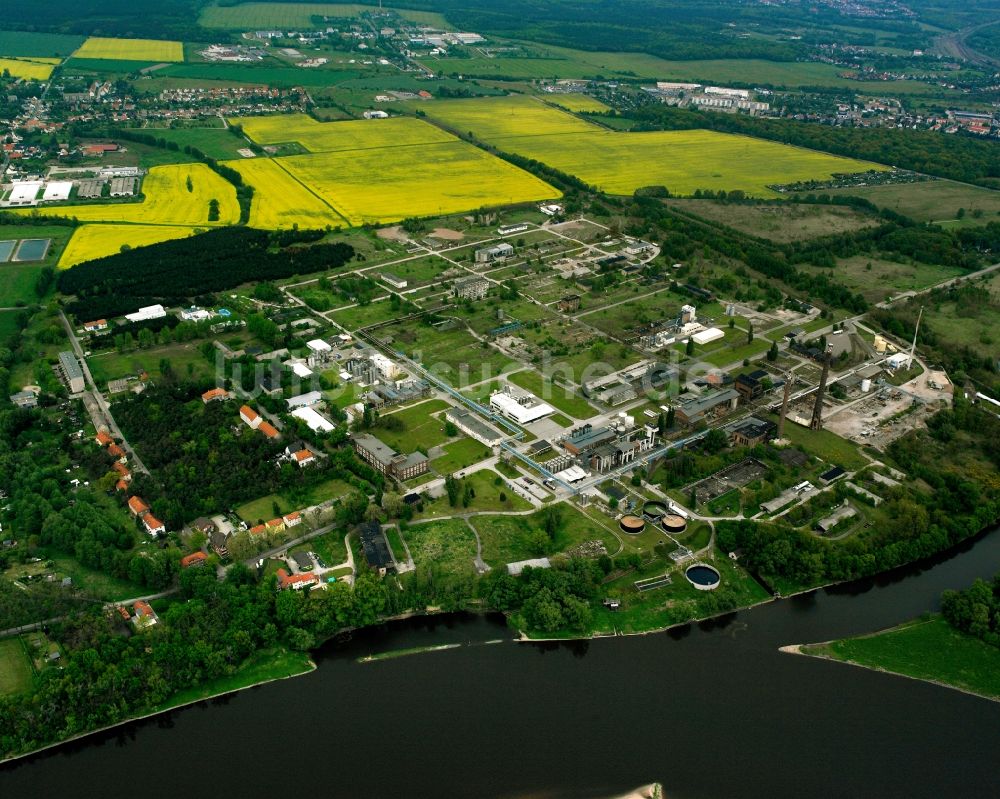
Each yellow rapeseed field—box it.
[235,114,454,153]
[220,158,347,229]
[59,225,203,268]
[0,58,55,81]
[278,141,560,226]
[73,37,184,62]
[21,164,239,226]
[422,96,888,197]
[547,93,611,113]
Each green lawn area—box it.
[803,616,1000,701]
[701,336,772,368]
[767,415,869,470]
[508,368,596,420]
[0,638,33,697]
[236,478,357,524]
[323,379,366,409]
[0,310,21,343]
[471,505,619,568]
[373,399,450,452]
[310,529,349,566]
[328,299,404,332]
[142,126,249,160]
[431,437,493,474]
[87,342,214,385]
[413,469,531,519]
[158,647,314,711]
[384,525,407,563]
[49,555,147,601]
[386,321,518,387]
[401,518,477,579]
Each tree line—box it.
[58,228,352,321]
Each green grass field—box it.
[414,469,531,519]
[806,256,963,303]
[236,477,357,524]
[766,415,869,470]
[146,127,250,160]
[0,30,84,58]
[803,616,1000,701]
[0,638,33,697]
[421,95,885,198]
[87,342,214,385]
[824,179,1000,227]
[401,518,478,580]
[373,399,451,452]
[507,368,597,419]
[431,439,493,475]
[471,506,619,568]
[49,556,147,601]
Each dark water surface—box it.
[3,527,1000,799]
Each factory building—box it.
[453,275,490,301]
[474,242,514,264]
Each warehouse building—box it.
[445,406,505,447]
[291,406,335,433]
[58,351,86,393]
[125,304,166,323]
[674,388,739,425]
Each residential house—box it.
[210,528,230,558]
[180,551,208,568]
[291,550,313,571]
[107,443,126,461]
[265,518,285,534]
[283,511,302,528]
[202,387,230,403]
[132,600,159,629]
[113,461,131,482]
[96,430,113,447]
[143,514,166,536]
[127,496,150,517]
[240,405,262,428]
[292,449,316,467]
[83,319,108,332]
[275,568,318,591]
[258,421,280,439]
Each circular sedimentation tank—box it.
[619,515,646,535]
[642,501,667,520]
[685,563,721,591]
[661,514,688,534]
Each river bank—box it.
[0,648,315,766]
[784,615,1000,703]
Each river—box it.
[2,527,1000,798]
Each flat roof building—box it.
[490,390,555,425]
[352,433,428,481]
[453,275,490,301]
[291,406,335,433]
[124,304,166,323]
[58,351,85,394]
[474,242,514,264]
[445,406,505,447]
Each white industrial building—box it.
[886,352,910,370]
[125,304,166,323]
[371,353,401,380]
[41,181,73,202]
[692,327,724,346]
[306,338,333,367]
[475,242,514,264]
[289,362,314,379]
[6,181,43,206]
[490,390,555,425]
[291,406,335,433]
[287,391,322,409]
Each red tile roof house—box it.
[275,568,319,591]
[128,496,150,517]
[293,449,315,467]
[83,319,108,332]
[240,405,262,428]
[180,551,208,568]
[266,518,285,533]
[115,478,129,492]
[249,524,267,536]
[202,387,229,404]
[132,600,159,628]
[95,430,113,447]
[107,443,126,461]
[113,462,131,481]
[283,511,302,528]
[143,514,166,536]
[258,421,280,439]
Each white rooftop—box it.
[42,181,73,202]
[291,406,335,433]
[554,465,588,483]
[290,362,313,378]
[490,391,555,424]
[306,339,332,353]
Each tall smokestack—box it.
[777,374,792,439]
[810,346,833,431]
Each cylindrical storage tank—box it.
[642,501,667,521]
[661,514,688,534]
[861,378,872,393]
[619,515,646,535]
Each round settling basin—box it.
[642,501,667,520]
[661,514,688,534]
[619,515,646,535]
[685,563,721,591]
